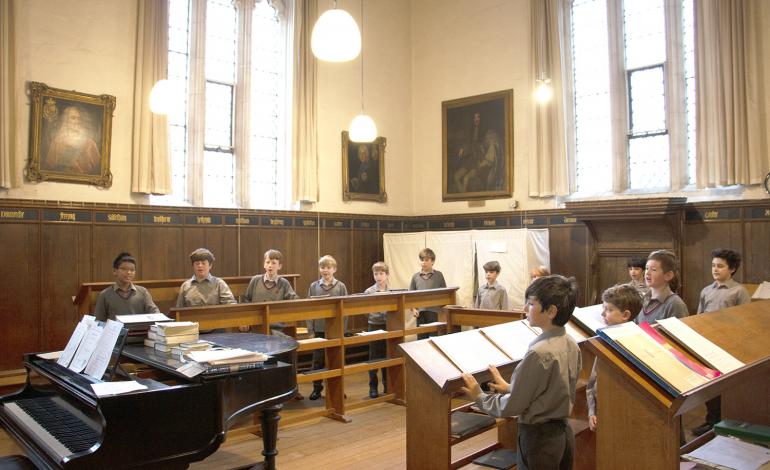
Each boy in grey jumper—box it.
[364,261,390,398]
[409,248,446,339]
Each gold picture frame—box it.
[27,82,115,187]
[342,131,387,203]
[442,89,513,201]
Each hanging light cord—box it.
[360,0,365,113]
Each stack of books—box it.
[144,321,200,353]
[186,348,269,374]
[170,339,214,356]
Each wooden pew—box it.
[72,274,300,315]
[171,287,458,426]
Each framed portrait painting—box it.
[27,82,115,187]
[342,131,387,203]
[442,89,513,201]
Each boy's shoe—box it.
[309,387,323,400]
[369,388,378,399]
[691,422,713,437]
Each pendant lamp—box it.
[311,1,361,62]
[348,0,376,143]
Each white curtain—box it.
[131,0,171,194]
[234,0,256,207]
[291,0,319,203]
[0,0,15,189]
[695,0,769,187]
[530,0,571,197]
[383,232,426,290]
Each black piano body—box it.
[0,333,297,469]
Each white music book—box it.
[479,321,538,361]
[430,330,510,374]
[115,313,172,324]
[57,321,89,367]
[91,381,147,397]
[657,317,744,374]
[571,303,606,336]
[84,319,124,380]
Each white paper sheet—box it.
[657,317,744,373]
[84,319,124,379]
[572,304,606,335]
[480,320,538,361]
[39,351,63,360]
[115,313,172,323]
[684,435,770,470]
[68,323,104,372]
[90,381,147,397]
[356,329,386,336]
[57,321,89,367]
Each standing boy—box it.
[242,249,299,332]
[409,248,447,339]
[586,284,642,432]
[364,261,390,398]
[461,275,581,470]
[475,260,509,310]
[176,248,235,307]
[307,255,348,400]
[692,248,751,436]
[626,257,649,298]
[95,252,160,322]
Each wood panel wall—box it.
[1,198,768,372]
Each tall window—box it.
[155,0,290,209]
[570,0,695,194]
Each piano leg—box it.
[259,405,282,470]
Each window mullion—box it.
[664,0,687,190]
[607,0,629,192]
[234,0,255,208]
[187,0,207,206]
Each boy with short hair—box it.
[635,250,688,324]
[692,248,751,436]
[461,275,581,470]
[307,255,348,400]
[242,249,299,332]
[95,252,160,322]
[364,261,390,398]
[176,248,235,307]
[409,248,447,339]
[626,257,649,298]
[475,260,508,310]
[586,284,642,432]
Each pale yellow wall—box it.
[310,0,414,215]
[5,0,144,204]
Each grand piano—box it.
[0,333,297,469]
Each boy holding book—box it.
[587,284,642,431]
[692,248,751,436]
[364,261,390,398]
[461,275,581,470]
[474,260,508,310]
[410,248,446,339]
[307,255,348,400]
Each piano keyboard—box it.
[3,396,100,461]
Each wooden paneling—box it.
[181,227,225,278]
[549,224,591,306]
[0,223,40,369]
[140,227,186,279]
[92,225,141,281]
[745,221,770,283]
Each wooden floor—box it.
[0,370,707,469]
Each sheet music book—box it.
[430,330,510,374]
[58,318,90,367]
[571,304,606,336]
[115,313,172,324]
[68,322,105,373]
[84,320,125,380]
[681,435,770,470]
[598,322,710,395]
[657,317,745,374]
[752,281,770,300]
[564,321,588,343]
[479,320,538,361]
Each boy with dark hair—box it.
[475,260,508,310]
[692,248,751,436]
[176,248,235,307]
[586,284,642,432]
[410,248,447,339]
[94,252,159,322]
[626,256,648,297]
[461,275,581,470]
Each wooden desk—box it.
[444,306,525,332]
[172,287,458,425]
[587,300,770,470]
[72,274,300,315]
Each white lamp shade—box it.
[149,79,172,114]
[534,81,553,103]
[311,9,361,62]
[349,113,377,142]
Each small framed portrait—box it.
[27,82,115,187]
[442,89,513,201]
[342,131,387,203]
